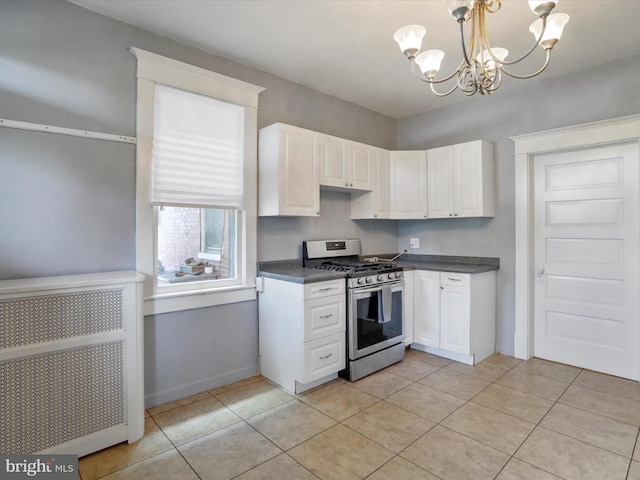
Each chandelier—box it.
[393,0,570,96]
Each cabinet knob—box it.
[440,285,444,290]
[350,182,353,187]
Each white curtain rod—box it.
[0,118,136,144]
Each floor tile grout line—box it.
[500,365,638,478]
[91,415,185,480]
[628,429,640,479]
[388,357,579,480]
[173,445,203,480]
[87,354,639,479]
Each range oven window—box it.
[354,288,403,351]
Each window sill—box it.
[143,284,257,316]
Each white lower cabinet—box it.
[413,270,440,348]
[412,270,496,365]
[258,277,346,393]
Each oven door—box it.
[348,281,404,360]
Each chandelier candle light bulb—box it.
[394,0,569,97]
[529,13,570,49]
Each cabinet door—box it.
[349,147,389,219]
[390,151,428,219]
[439,284,471,355]
[453,141,484,217]
[413,270,440,347]
[427,146,454,218]
[349,143,374,190]
[281,126,320,215]
[318,134,349,188]
[302,332,346,384]
[303,294,346,342]
[373,148,390,218]
[403,270,414,345]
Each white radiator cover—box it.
[0,271,145,456]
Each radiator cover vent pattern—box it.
[0,341,126,454]
[0,289,124,349]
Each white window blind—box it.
[152,84,245,209]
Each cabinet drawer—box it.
[303,295,346,342]
[304,279,345,299]
[302,332,346,384]
[440,272,470,287]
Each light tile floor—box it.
[78,350,640,480]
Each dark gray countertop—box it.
[257,254,499,284]
[394,254,499,274]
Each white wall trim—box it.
[131,47,264,313]
[510,114,640,360]
[130,47,264,109]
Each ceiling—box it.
[68,0,640,119]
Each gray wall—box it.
[396,54,640,356]
[0,0,398,407]
[4,0,637,406]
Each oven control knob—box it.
[357,277,365,285]
[366,276,373,283]
[395,272,402,279]
[377,275,384,281]
[388,273,394,280]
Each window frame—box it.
[131,48,264,315]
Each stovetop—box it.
[312,259,402,276]
[302,239,404,286]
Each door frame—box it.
[511,114,640,362]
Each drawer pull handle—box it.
[319,353,333,360]
[318,287,334,292]
[320,314,333,319]
[447,278,462,282]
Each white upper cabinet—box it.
[427,140,494,218]
[347,142,374,190]
[258,123,320,217]
[390,150,428,219]
[351,147,390,219]
[317,134,349,189]
[318,134,373,191]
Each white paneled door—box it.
[533,144,640,380]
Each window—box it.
[131,48,264,314]
[156,206,236,285]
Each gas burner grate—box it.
[313,260,400,276]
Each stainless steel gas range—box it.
[303,239,405,381]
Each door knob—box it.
[536,265,545,280]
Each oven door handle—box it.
[352,281,403,295]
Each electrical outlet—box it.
[409,238,419,249]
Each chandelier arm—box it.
[458,20,473,67]
[429,81,459,97]
[500,49,552,79]
[494,15,549,66]
[457,64,479,95]
[485,68,503,93]
[409,57,466,84]
[485,0,502,14]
